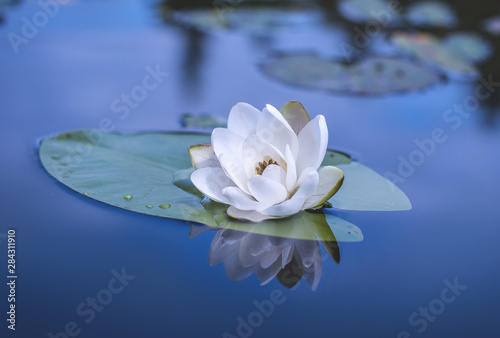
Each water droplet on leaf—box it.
[124,194,133,200]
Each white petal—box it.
[211,128,250,194]
[284,145,297,192]
[258,198,303,218]
[295,241,322,291]
[239,236,261,268]
[261,164,286,187]
[295,240,316,268]
[303,166,344,209]
[208,230,236,266]
[281,245,293,266]
[248,175,288,206]
[227,102,261,138]
[224,253,255,281]
[294,167,319,193]
[246,233,273,256]
[260,168,319,217]
[188,144,220,170]
[257,104,299,158]
[242,135,286,179]
[260,247,282,269]
[222,186,262,211]
[227,206,277,222]
[256,257,283,285]
[190,167,234,204]
[296,115,328,174]
[220,229,246,245]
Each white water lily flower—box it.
[189,101,344,222]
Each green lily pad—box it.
[39,130,409,239]
[331,162,411,211]
[41,131,216,226]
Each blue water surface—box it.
[0,1,499,338]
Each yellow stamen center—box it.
[255,159,279,175]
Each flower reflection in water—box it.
[190,209,362,291]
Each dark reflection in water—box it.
[459,2,500,126]
[0,0,21,24]
[190,224,339,291]
[181,199,360,290]
[181,27,206,100]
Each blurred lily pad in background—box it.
[337,0,402,26]
[405,1,457,28]
[336,0,456,28]
[164,5,319,35]
[483,16,500,36]
[261,53,443,95]
[162,0,495,93]
[181,113,227,129]
[390,32,492,79]
[445,33,492,63]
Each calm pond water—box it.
[1,1,500,337]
